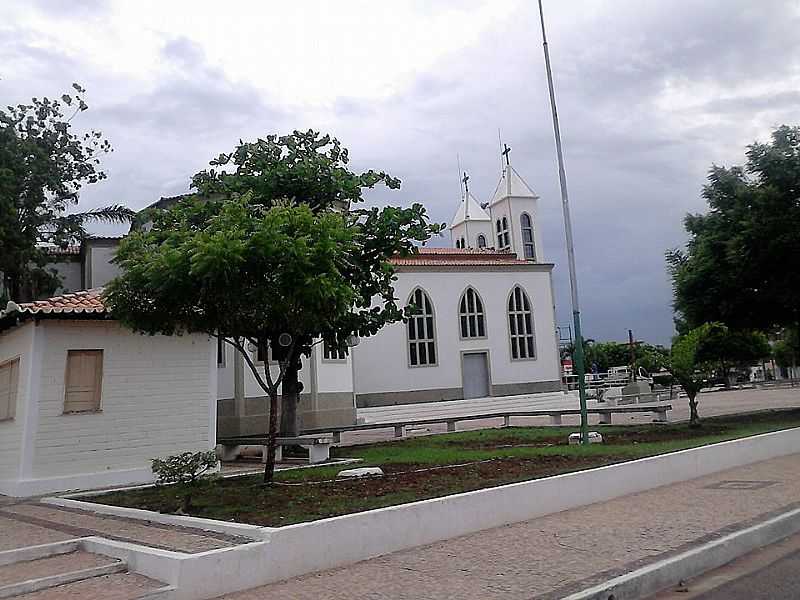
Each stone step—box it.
[0,550,128,599]
[11,572,170,599]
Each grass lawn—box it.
[90,409,800,527]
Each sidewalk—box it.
[217,452,800,600]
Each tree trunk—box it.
[279,354,302,437]
[263,389,280,484]
[688,392,701,428]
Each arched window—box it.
[408,288,437,366]
[460,237,465,249]
[496,218,510,249]
[459,287,486,338]
[502,217,510,248]
[496,219,502,247]
[508,286,535,360]
[520,213,535,259]
[455,238,461,249]
[477,234,487,248]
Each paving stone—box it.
[217,453,800,599]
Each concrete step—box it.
[11,572,171,599]
[0,550,127,599]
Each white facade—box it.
[354,265,561,406]
[0,318,216,497]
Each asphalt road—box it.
[653,532,800,600]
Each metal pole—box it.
[537,0,589,444]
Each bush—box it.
[151,450,218,512]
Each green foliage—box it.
[667,125,800,332]
[565,339,669,375]
[151,450,218,486]
[0,84,134,301]
[697,327,771,370]
[772,328,799,369]
[151,450,218,512]
[107,131,443,479]
[191,130,400,212]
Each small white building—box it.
[0,290,216,497]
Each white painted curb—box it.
[41,497,273,541]
[564,507,800,600]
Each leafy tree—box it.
[0,84,134,302]
[696,327,770,386]
[667,125,800,333]
[186,130,443,438]
[668,322,727,427]
[772,328,799,372]
[106,132,443,482]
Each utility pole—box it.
[629,329,637,382]
[537,0,589,444]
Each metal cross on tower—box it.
[502,144,512,166]
[462,171,470,196]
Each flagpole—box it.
[537,0,590,444]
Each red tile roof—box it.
[390,247,531,266]
[44,245,81,256]
[6,289,108,316]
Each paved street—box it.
[653,532,800,599]
[218,452,800,599]
[340,385,800,445]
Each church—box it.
[0,154,562,494]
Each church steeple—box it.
[450,170,491,249]
[487,144,543,261]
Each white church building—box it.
[0,158,562,495]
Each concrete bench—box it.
[303,403,673,440]
[218,435,334,464]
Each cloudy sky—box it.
[2,0,798,344]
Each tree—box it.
[184,130,443,438]
[0,84,134,303]
[106,132,443,482]
[668,322,727,427]
[696,327,771,386]
[667,125,800,333]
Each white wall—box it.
[87,245,121,288]
[25,320,213,493]
[450,220,494,250]
[489,195,543,262]
[354,268,560,397]
[49,259,83,294]
[0,323,34,492]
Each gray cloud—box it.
[2,0,798,345]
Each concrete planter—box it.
[44,427,800,600]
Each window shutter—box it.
[64,350,103,413]
[0,358,19,421]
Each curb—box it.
[564,506,800,600]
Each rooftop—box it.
[390,247,532,267]
[2,289,107,318]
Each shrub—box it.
[151,450,218,512]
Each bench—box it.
[218,435,334,464]
[302,403,673,441]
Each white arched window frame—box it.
[459,287,487,339]
[407,288,437,367]
[520,212,535,259]
[507,285,536,360]
[477,234,487,248]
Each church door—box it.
[462,352,490,399]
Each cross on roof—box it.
[502,144,512,166]
[462,171,470,196]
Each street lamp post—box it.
[537,0,590,444]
